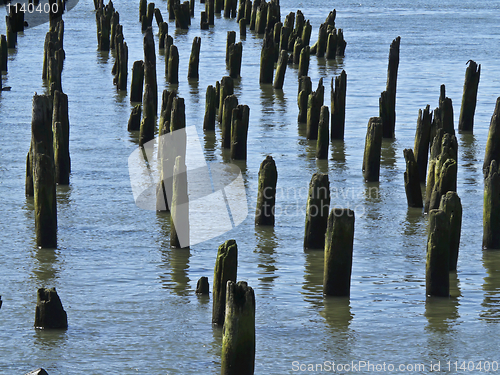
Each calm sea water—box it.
[1,0,500,373]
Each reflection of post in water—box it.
[320,296,353,331]
[33,248,59,284]
[303,249,324,309]
[380,138,396,170]
[330,140,346,171]
[459,133,479,185]
[425,273,460,332]
[255,226,278,290]
[481,250,500,322]
[403,206,425,237]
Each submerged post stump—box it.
[34,288,67,329]
[380,36,400,138]
[316,106,329,159]
[196,277,210,295]
[221,95,239,149]
[218,76,234,122]
[331,70,347,140]
[221,281,255,375]
[255,156,278,226]
[139,83,155,147]
[226,31,236,64]
[167,44,179,84]
[144,27,158,114]
[228,42,243,79]
[170,155,189,248]
[362,117,383,182]
[297,76,312,124]
[439,191,462,271]
[212,239,238,326]
[203,85,217,131]
[52,91,70,185]
[128,104,142,131]
[259,31,275,84]
[230,105,250,160]
[323,208,355,297]
[403,149,423,208]
[298,46,310,78]
[483,98,500,175]
[414,105,432,182]
[458,60,480,132]
[304,173,330,250]
[188,37,201,80]
[306,78,324,140]
[483,160,500,250]
[130,60,144,103]
[273,50,288,89]
[1,35,7,72]
[426,209,450,297]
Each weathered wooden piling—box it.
[223,0,235,18]
[483,160,500,250]
[413,105,432,182]
[139,84,155,147]
[230,105,250,160]
[379,36,400,138]
[146,3,155,29]
[228,42,243,79]
[212,239,238,326]
[439,191,462,271]
[426,209,450,297]
[159,89,177,138]
[97,4,112,51]
[301,20,312,46]
[315,23,328,57]
[249,0,259,30]
[298,46,310,78]
[483,98,500,175]
[255,156,278,226]
[330,70,347,140]
[174,1,190,29]
[304,173,330,249]
[218,76,234,121]
[220,281,255,375]
[458,60,480,132]
[323,208,355,297]
[438,85,455,136]
[239,18,247,38]
[167,44,179,84]
[34,288,67,329]
[154,8,164,27]
[292,37,303,65]
[128,104,142,131]
[115,34,128,91]
[1,35,7,72]
[297,76,312,123]
[226,31,236,64]
[196,277,210,295]
[52,91,70,185]
[168,0,176,20]
[159,22,168,50]
[273,50,287,89]
[130,60,144,103]
[362,117,383,182]
[255,1,268,34]
[187,37,201,80]
[316,106,329,159]
[259,31,275,84]
[203,85,217,131]
[222,95,239,149]
[403,149,423,208]
[201,11,209,29]
[170,155,189,248]
[306,78,324,140]
[164,34,174,74]
[206,0,215,25]
[143,28,158,114]
[139,0,147,21]
[279,26,290,52]
[244,0,252,25]
[110,11,119,49]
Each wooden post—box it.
[429,158,458,211]
[297,76,312,124]
[439,191,462,271]
[196,277,209,295]
[325,32,337,59]
[255,155,278,226]
[203,85,217,131]
[139,0,147,21]
[306,78,324,140]
[298,46,310,78]
[164,34,173,76]
[221,281,255,375]
[212,239,238,326]
[483,160,500,250]
[215,0,223,14]
[239,18,247,38]
[188,37,201,80]
[362,117,383,182]
[170,155,189,248]
[230,105,250,160]
[159,22,168,50]
[206,0,215,25]
[439,85,455,136]
[116,38,128,91]
[301,20,311,46]
[168,0,176,20]
[226,31,236,64]
[146,3,155,29]
[273,50,287,89]
[167,44,179,84]
[237,0,245,22]
[52,91,70,185]
[323,208,355,297]
[228,42,243,79]
[426,209,450,297]
[1,35,7,72]
[259,31,275,84]
[255,2,268,34]
[403,148,422,208]
[379,36,400,138]
[201,11,209,30]
[335,29,347,56]
[97,5,112,51]
[249,0,259,30]
[130,60,144,103]
[280,26,290,52]
[218,76,234,121]
[244,0,252,26]
[143,27,158,114]
[154,8,165,27]
[413,105,432,182]
[330,70,347,140]
[174,1,190,29]
[315,23,328,57]
[292,37,303,64]
[304,173,330,250]
[316,106,329,159]
[483,97,500,175]
[128,104,142,131]
[159,90,177,140]
[221,95,239,149]
[458,60,480,132]
[34,288,67,329]
[110,11,119,50]
[139,84,155,147]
